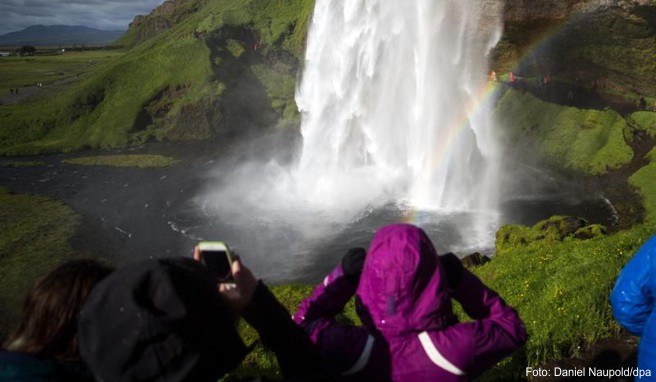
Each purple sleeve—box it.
[450,269,527,373]
[293,265,382,377]
[293,264,357,339]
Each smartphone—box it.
[197,241,233,282]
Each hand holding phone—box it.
[193,242,258,314]
[219,258,257,314]
[196,241,234,282]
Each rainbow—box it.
[403,81,502,225]
[402,14,576,226]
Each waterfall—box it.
[197,0,505,270]
[294,0,504,244]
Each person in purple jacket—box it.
[293,223,527,381]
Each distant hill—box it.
[0,25,125,45]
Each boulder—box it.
[461,252,492,268]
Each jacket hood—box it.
[78,258,248,382]
[356,224,456,334]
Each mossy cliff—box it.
[493,0,656,98]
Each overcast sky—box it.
[0,0,167,36]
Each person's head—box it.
[355,224,456,334]
[4,259,114,360]
[78,258,249,382]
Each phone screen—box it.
[201,250,233,281]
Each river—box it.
[0,137,616,284]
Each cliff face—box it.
[502,0,655,21]
[125,0,204,44]
[491,0,656,96]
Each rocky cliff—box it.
[123,0,204,45]
[502,0,655,21]
[492,0,656,96]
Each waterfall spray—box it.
[294,0,504,245]
[196,0,505,277]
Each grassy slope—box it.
[629,150,656,223]
[0,0,314,155]
[495,87,634,174]
[0,188,80,334]
[630,110,656,137]
[0,32,214,154]
[477,223,654,381]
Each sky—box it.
[0,0,167,36]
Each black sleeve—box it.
[241,281,337,381]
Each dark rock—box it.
[539,216,589,240]
[462,252,492,268]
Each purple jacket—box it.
[293,224,527,381]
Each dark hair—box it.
[3,259,113,360]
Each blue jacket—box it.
[611,235,656,380]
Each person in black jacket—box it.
[77,255,334,382]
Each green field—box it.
[0,49,124,95]
[0,0,313,155]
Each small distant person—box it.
[509,71,515,87]
[639,96,647,110]
[489,70,497,82]
[0,259,114,382]
[611,235,656,380]
[9,88,13,95]
[294,224,527,381]
[78,256,334,382]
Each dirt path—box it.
[0,85,42,106]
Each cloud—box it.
[0,0,166,36]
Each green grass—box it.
[62,154,178,167]
[629,111,656,137]
[251,63,299,128]
[0,0,315,155]
[0,189,80,335]
[496,88,634,174]
[629,162,656,223]
[476,223,654,380]
[0,50,124,95]
[0,35,216,154]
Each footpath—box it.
[0,85,42,106]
